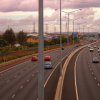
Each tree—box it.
[17,31,27,45]
[51,37,60,45]
[0,39,8,47]
[3,28,16,45]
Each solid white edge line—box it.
[74,48,86,100]
[0,47,61,74]
[44,51,71,87]
[37,51,71,100]
[44,62,60,87]
[0,60,29,74]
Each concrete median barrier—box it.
[54,45,88,100]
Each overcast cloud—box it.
[0,0,100,32]
[0,0,100,12]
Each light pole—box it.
[60,0,63,76]
[33,22,36,33]
[62,9,82,44]
[38,0,44,100]
[64,15,83,44]
[45,24,48,34]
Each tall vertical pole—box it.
[60,0,62,76]
[83,26,84,34]
[38,0,44,100]
[46,24,48,34]
[73,20,74,32]
[68,13,70,44]
[73,20,74,44]
[66,20,67,32]
[68,13,69,34]
[88,27,89,33]
[65,18,68,44]
[79,24,80,33]
[54,25,56,33]
[33,22,35,33]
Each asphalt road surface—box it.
[76,44,100,100]
[0,45,76,100]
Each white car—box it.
[90,47,94,52]
[98,49,100,53]
[94,45,97,48]
[44,61,52,69]
[88,45,91,48]
[92,57,99,63]
[98,47,100,49]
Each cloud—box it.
[0,0,100,12]
[0,0,38,12]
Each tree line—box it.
[0,28,27,47]
[0,28,80,48]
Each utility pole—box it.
[33,22,36,33]
[60,0,63,76]
[67,13,70,44]
[38,0,44,100]
[45,24,48,34]
[54,25,56,33]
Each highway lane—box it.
[0,45,75,100]
[76,44,100,100]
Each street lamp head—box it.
[55,9,58,11]
[79,8,82,11]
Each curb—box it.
[54,42,96,100]
[54,45,87,100]
[0,47,60,67]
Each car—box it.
[31,56,38,61]
[89,47,94,52]
[98,49,100,53]
[94,45,97,48]
[62,47,64,50]
[98,47,100,49]
[44,56,51,61]
[44,61,52,69]
[88,45,91,48]
[92,57,99,63]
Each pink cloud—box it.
[0,0,100,12]
[0,0,38,12]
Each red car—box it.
[31,56,38,61]
[44,56,51,61]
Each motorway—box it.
[0,45,76,100]
[76,44,100,100]
[61,43,100,100]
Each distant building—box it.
[14,43,21,47]
[26,33,38,43]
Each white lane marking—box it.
[26,79,29,82]
[6,79,10,83]
[0,61,29,74]
[14,76,17,78]
[97,82,100,87]
[74,48,86,100]
[37,49,72,100]
[44,52,71,87]
[92,72,94,75]
[11,94,15,99]
[90,68,92,71]
[94,77,97,80]
[20,85,24,89]
[0,48,60,74]
[31,74,34,77]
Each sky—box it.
[0,0,100,33]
